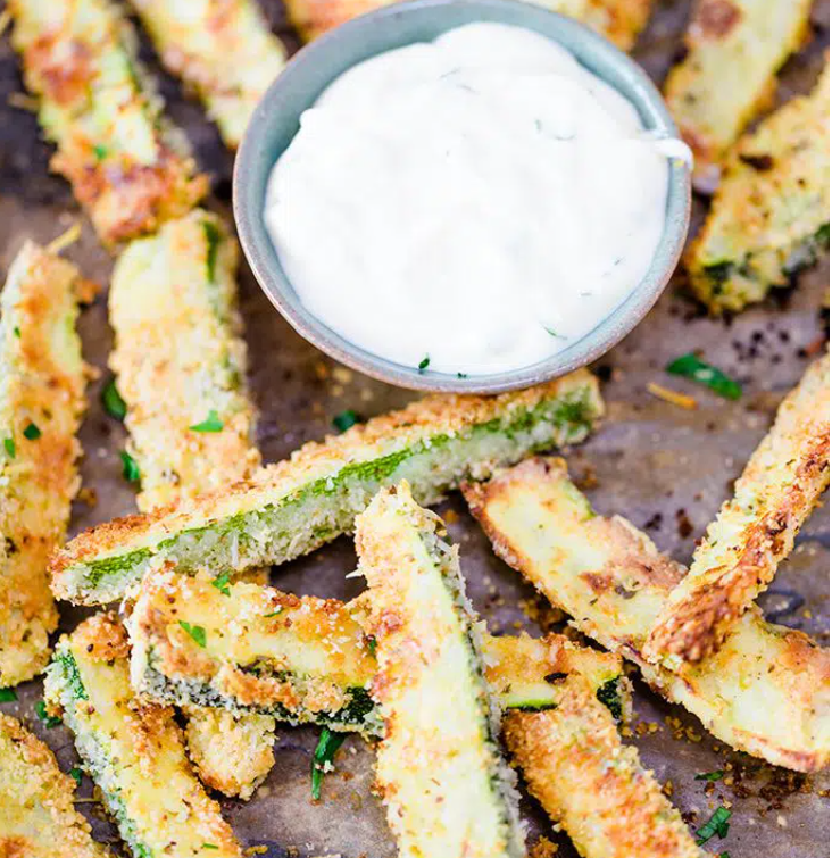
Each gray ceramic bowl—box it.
[234,0,691,393]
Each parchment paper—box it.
[0,1,828,856]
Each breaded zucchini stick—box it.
[129,566,629,728]
[44,613,242,858]
[111,209,267,797]
[52,370,602,605]
[504,678,702,858]
[664,0,813,189]
[645,356,830,665]
[463,457,830,772]
[686,63,830,312]
[0,713,106,858]
[0,242,86,687]
[127,0,285,149]
[355,482,524,858]
[110,209,260,513]
[288,0,650,50]
[8,0,208,246]
[182,708,277,800]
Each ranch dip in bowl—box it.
[234,0,691,392]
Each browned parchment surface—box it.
[0,1,828,856]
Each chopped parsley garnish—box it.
[366,636,377,656]
[203,220,221,283]
[23,422,41,441]
[695,805,732,846]
[417,354,430,373]
[36,699,62,728]
[13,326,20,338]
[0,688,17,701]
[3,438,15,459]
[718,853,731,858]
[119,450,141,483]
[695,770,725,782]
[69,766,83,786]
[332,409,362,433]
[264,608,283,618]
[178,621,207,648]
[543,326,567,340]
[456,372,468,378]
[190,409,224,433]
[101,377,127,421]
[201,846,219,851]
[211,572,231,596]
[92,144,108,161]
[666,353,741,401]
[311,727,346,800]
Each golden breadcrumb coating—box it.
[52,369,602,605]
[0,713,106,858]
[0,242,86,687]
[127,0,285,148]
[44,613,242,858]
[686,62,830,311]
[8,0,207,245]
[664,0,813,189]
[504,676,701,858]
[356,482,524,858]
[645,356,830,664]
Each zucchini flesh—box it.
[463,456,830,772]
[44,614,242,858]
[52,370,602,605]
[0,242,86,687]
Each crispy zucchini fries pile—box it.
[1,1,829,856]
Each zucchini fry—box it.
[463,457,830,772]
[287,0,650,50]
[686,63,830,312]
[8,0,208,246]
[44,613,242,858]
[664,0,813,189]
[127,0,285,149]
[52,369,602,605]
[355,482,524,858]
[111,209,267,798]
[183,709,277,800]
[128,566,629,729]
[0,713,106,858]
[504,678,702,858]
[0,242,86,687]
[110,209,260,513]
[645,356,830,665]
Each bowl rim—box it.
[234,0,691,393]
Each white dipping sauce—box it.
[265,23,679,376]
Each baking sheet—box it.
[0,1,829,856]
